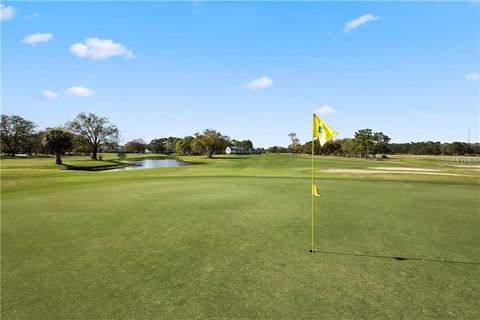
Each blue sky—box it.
[1,1,479,147]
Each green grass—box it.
[1,154,479,319]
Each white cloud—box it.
[42,90,58,100]
[344,14,381,33]
[465,73,479,81]
[65,86,95,97]
[244,76,273,89]
[69,38,135,60]
[0,4,14,21]
[22,33,53,45]
[316,105,335,115]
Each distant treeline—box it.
[1,114,478,161]
[271,129,479,157]
[268,140,480,157]
[122,135,256,157]
[0,113,258,159]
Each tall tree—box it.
[0,114,36,156]
[175,136,194,155]
[321,140,342,156]
[72,134,92,155]
[66,113,119,160]
[354,129,374,159]
[165,137,181,154]
[44,128,73,164]
[372,132,391,158]
[233,139,254,150]
[191,138,205,155]
[288,132,301,155]
[194,129,230,158]
[148,138,167,154]
[24,131,47,156]
[124,139,147,153]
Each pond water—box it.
[110,159,191,171]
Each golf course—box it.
[1,154,479,319]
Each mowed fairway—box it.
[1,154,479,319]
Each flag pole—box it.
[311,115,315,253]
[310,114,338,253]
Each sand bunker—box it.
[373,167,440,172]
[323,168,464,176]
[450,165,480,170]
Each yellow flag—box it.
[312,184,320,197]
[313,114,338,146]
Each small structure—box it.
[226,147,261,155]
[226,146,246,154]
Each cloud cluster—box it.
[43,86,95,100]
[0,4,14,21]
[316,105,335,115]
[42,90,58,100]
[70,38,135,60]
[465,73,479,81]
[244,76,274,89]
[344,14,380,32]
[65,86,95,97]
[22,33,53,45]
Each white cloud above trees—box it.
[22,33,53,45]
[0,4,14,21]
[65,86,95,97]
[316,105,335,115]
[70,38,135,60]
[344,14,381,32]
[42,90,58,100]
[244,76,274,89]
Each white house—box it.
[225,147,261,154]
[226,146,245,154]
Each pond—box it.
[109,159,191,171]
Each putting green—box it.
[1,154,479,319]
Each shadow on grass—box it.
[315,250,480,266]
[63,162,127,171]
[211,156,253,160]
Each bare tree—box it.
[66,113,119,160]
[288,132,301,155]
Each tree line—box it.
[122,130,244,157]
[270,129,479,157]
[0,113,257,163]
[2,113,478,165]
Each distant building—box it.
[226,147,261,155]
[226,146,245,154]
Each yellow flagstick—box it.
[311,124,315,253]
[311,113,338,253]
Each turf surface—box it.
[1,154,479,319]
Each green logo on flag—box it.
[318,127,323,134]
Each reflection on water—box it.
[109,159,190,171]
